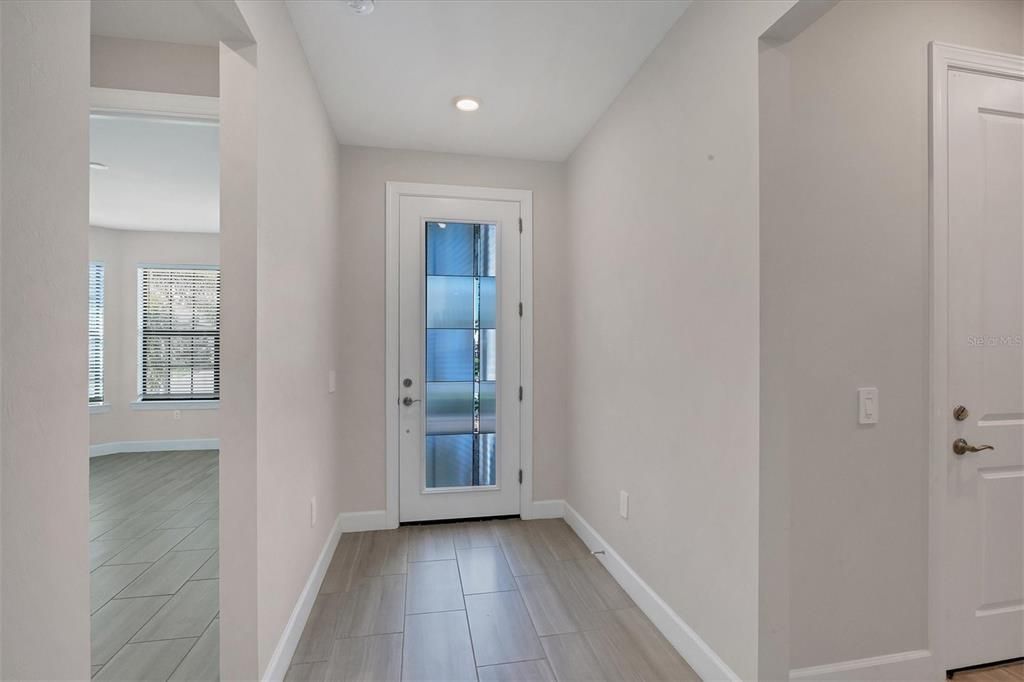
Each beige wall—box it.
[564,2,794,678]
[1,6,4,672]
[757,33,794,682]
[218,37,260,681]
[760,0,1024,671]
[335,145,569,510]
[224,1,348,676]
[91,35,218,97]
[1,1,91,678]
[88,226,220,447]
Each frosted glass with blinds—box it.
[424,221,497,488]
[89,262,105,403]
[138,266,221,401]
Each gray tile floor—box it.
[286,518,700,682]
[90,452,697,681]
[89,450,219,681]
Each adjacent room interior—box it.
[87,33,221,679]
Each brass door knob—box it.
[953,438,995,455]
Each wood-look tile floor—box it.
[90,450,219,681]
[286,518,701,682]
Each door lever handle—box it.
[953,438,995,455]
[402,396,421,406]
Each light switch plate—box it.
[619,490,629,519]
[858,387,879,424]
[328,370,337,394]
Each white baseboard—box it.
[262,512,345,682]
[790,650,934,681]
[523,498,565,519]
[563,503,740,682]
[338,510,388,532]
[89,438,220,458]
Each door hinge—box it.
[518,386,524,401]
[518,217,523,233]
[518,302,523,317]
[518,469,523,484]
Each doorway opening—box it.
[88,61,222,682]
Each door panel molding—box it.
[930,42,1024,673]
[386,182,533,528]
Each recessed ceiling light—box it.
[89,162,109,171]
[454,97,480,113]
[347,0,374,15]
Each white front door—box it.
[944,66,1024,669]
[397,194,522,522]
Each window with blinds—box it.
[89,262,105,403]
[138,266,221,401]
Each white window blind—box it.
[89,262,105,403]
[139,266,221,401]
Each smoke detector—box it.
[347,0,375,15]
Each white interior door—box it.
[944,66,1024,669]
[398,195,522,522]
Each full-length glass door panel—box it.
[424,221,497,488]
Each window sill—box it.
[89,403,111,414]
[130,400,220,411]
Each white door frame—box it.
[385,182,533,528]
[929,41,1024,673]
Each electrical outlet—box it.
[619,490,629,519]
[310,496,317,527]
[173,410,181,420]
[328,369,337,394]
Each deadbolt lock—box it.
[953,405,969,421]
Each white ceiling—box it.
[90,115,220,233]
[286,0,689,161]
